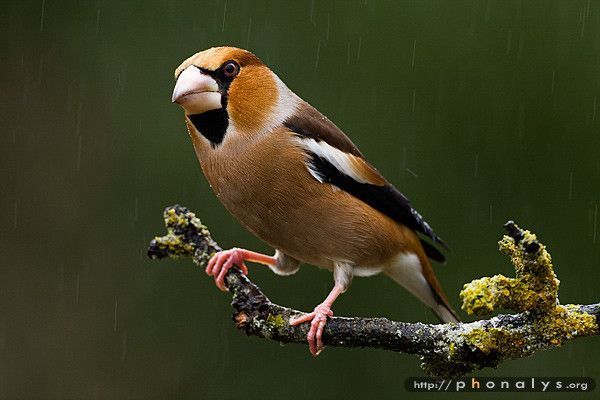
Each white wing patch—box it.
[295,137,372,184]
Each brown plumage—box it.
[172,46,459,356]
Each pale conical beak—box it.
[172,66,222,115]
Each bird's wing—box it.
[285,103,447,262]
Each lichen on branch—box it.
[454,221,597,374]
[460,222,559,315]
[148,205,599,378]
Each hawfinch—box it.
[172,46,459,356]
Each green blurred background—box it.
[1,0,599,398]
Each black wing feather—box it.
[308,154,448,260]
[284,104,448,262]
[420,239,446,263]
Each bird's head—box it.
[172,46,291,146]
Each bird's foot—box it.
[290,303,334,356]
[205,248,250,291]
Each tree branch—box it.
[148,205,599,377]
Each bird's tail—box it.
[385,252,460,324]
[431,296,460,324]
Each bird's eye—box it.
[222,61,240,77]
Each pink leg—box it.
[205,248,276,291]
[290,284,345,356]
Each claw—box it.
[206,248,249,291]
[290,304,333,356]
[289,312,316,326]
[215,255,235,290]
[205,248,276,291]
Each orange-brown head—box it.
[172,47,290,146]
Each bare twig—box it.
[148,205,599,377]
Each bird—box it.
[171,46,459,356]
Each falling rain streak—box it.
[245,18,252,48]
[75,274,80,305]
[315,41,320,69]
[95,9,101,35]
[39,0,45,32]
[59,265,64,292]
[569,170,573,200]
[114,300,118,332]
[406,168,418,178]
[593,203,598,245]
[76,135,82,171]
[580,1,591,37]
[221,2,226,31]
[347,42,351,65]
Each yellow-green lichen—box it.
[463,327,526,359]
[164,208,190,228]
[164,207,206,231]
[153,206,218,265]
[460,274,545,315]
[499,231,556,282]
[530,305,598,346]
[266,314,286,329]
[152,233,195,257]
[460,305,598,362]
[461,231,559,316]
[448,342,456,357]
[456,223,599,364]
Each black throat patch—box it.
[188,108,229,146]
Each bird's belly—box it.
[217,187,337,267]
[214,174,408,269]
